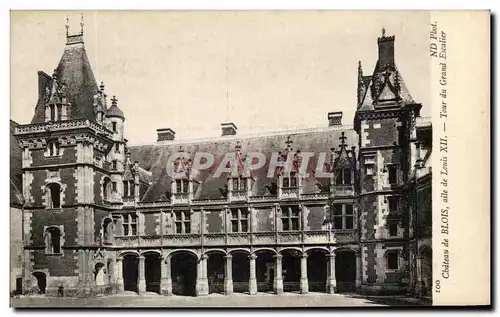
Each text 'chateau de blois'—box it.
[10,22,432,299]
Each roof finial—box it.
[111,95,117,106]
[285,135,293,151]
[80,14,84,35]
[65,15,69,37]
[100,81,105,92]
[339,131,348,149]
[235,140,242,152]
[382,27,386,37]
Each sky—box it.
[10,11,430,145]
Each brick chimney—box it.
[221,123,237,136]
[328,112,343,126]
[377,28,395,67]
[157,128,176,141]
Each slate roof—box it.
[31,37,99,123]
[10,120,23,206]
[129,127,358,202]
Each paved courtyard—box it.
[11,292,429,308]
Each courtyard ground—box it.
[11,292,430,308]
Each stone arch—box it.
[94,262,106,287]
[251,247,277,255]
[122,253,139,293]
[101,217,114,245]
[119,250,140,258]
[228,248,251,255]
[203,249,227,257]
[278,247,303,256]
[166,249,199,260]
[43,225,64,254]
[304,246,330,254]
[44,182,62,208]
[31,271,47,294]
[335,248,357,292]
[102,176,112,202]
[141,250,162,257]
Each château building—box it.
[11,22,433,298]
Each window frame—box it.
[44,226,64,255]
[175,179,189,194]
[47,140,61,157]
[282,173,298,188]
[122,213,138,236]
[174,210,191,234]
[112,122,117,132]
[332,203,355,230]
[388,222,398,237]
[386,249,400,271]
[281,205,300,231]
[387,164,399,185]
[335,168,353,185]
[230,208,249,233]
[232,177,247,191]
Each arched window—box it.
[46,183,61,208]
[103,178,112,201]
[44,227,62,254]
[102,218,114,244]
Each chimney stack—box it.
[221,123,237,136]
[377,28,395,67]
[157,128,176,142]
[328,112,343,126]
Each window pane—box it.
[231,220,238,232]
[333,204,343,216]
[241,220,248,232]
[388,198,398,212]
[345,216,354,229]
[130,214,137,223]
[131,224,137,235]
[124,226,129,236]
[240,209,248,219]
[335,172,343,185]
[231,210,238,219]
[175,223,182,234]
[389,223,398,236]
[184,212,190,220]
[290,177,297,187]
[291,207,299,217]
[176,181,182,193]
[334,217,343,230]
[175,211,181,220]
[241,179,247,190]
[283,177,289,188]
[184,222,190,234]
[291,218,299,230]
[387,251,399,270]
[344,169,352,184]
[388,166,398,184]
[345,204,353,215]
[232,178,238,190]
[282,219,289,231]
[183,182,189,193]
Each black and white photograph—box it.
[7,10,488,308]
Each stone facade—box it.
[11,25,432,299]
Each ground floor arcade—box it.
[109,248,361,296]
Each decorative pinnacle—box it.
[52,69,58,81]
[339,132,348,148]
[179,145,185,153]
[382,27,386,37]
[80,14,84,34]
[285,135,293,150]
[111,95,117,106]
[100,81,105,92]
[65,15,69,36]
[235,140,242,151]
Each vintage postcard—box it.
[9,10,490,308]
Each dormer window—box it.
[176,179,189,194]
[47,140,60,157]
[335,168,352,185]
[232,177,247,191]
[282,173,298,188]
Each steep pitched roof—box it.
[10,120,23,206]
[129,127,358,202]
[31,33,99,123]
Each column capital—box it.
[117,256,123,262]
[273,254,283,259]
[327,253,336,259]
[248,254,257,260]
[201,254,208,260]
[224,254,233,259]
[301,253,308,259]
[138,255,145,261]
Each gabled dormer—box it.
[276,136,302,199]
[44,70,70,122]
[228,141,253,202]
[171,146,196,204]
[331,132,356,197]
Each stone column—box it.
[116,257,124,293]
[273,254,284,294]
[160,255,173,296]
[196,255,209,296]
[300,253,309,294]
[138,256,146,294]
[224,255,234,295]
[249,254,258,295]
[326,253,336,294]
[415,255,424,297]
[355,250,362,289]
